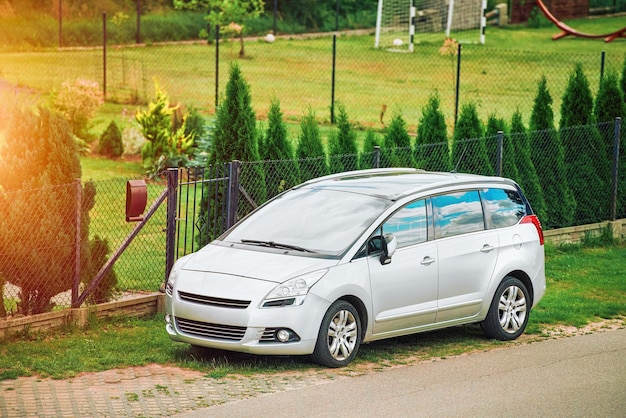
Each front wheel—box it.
[311,300,361,368]
[481,276,530,341]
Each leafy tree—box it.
[198,63,265,245]
[98,120,124,158]
[135,84,193,177]
[174,0,264,57]
[296,107,328,181]
[261,98,299,198]
[415,93,450,171]
[560,63,606,223]
[529,76,575,228]
[360,130,382,169]
[485,114,518,180]
[384,112,415,167]
[451,102,491,175]
[328,103,359,173]
[510,110,547,222]
[0,107,97,315]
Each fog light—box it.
[165,314,171,324]
[276,329,290,342]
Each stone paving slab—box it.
[0,364,340,417]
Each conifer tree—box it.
[360,130,382,170]
[328,103,359,173]
[510,110,547,222]
[198,63,265,245]
[0,107,97,314]
[384,112,415,167]
[415,93,450,171]
[296,107,328,181]
[529,76,575,228]
[560,63,606,223]
[485,114,518,179]
[262,99,299,198]
[451,102,491,175]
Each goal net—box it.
[375,0,486,51]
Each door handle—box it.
[480,244,495,253]
[420,256,435,266]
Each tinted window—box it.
[383,199,427,248]
[481,188,526,229]
[433,191,484,238]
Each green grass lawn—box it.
[0,240,624,380]
[1,16,624,140]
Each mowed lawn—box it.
[0,16,624,135]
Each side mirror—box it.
[379,233,397,265]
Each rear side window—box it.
[432,191,484,239]
[480,188,526,229]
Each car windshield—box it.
[222,187,392,256]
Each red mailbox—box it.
[126,180,147,222]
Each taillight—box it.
[521,215,544,246]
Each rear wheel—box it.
[311,300,361,368]
[481,276,530,340]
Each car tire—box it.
[311,300,361,368]
[481,276,530,341]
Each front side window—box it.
[382,199,428,248]
[480,188,526,229]
[432,191,484,239]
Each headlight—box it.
[261,269,327,308]
[165,254,192,296]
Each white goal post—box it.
[375,0,487,51]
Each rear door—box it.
[432,190,499,322]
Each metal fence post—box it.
[611,117,621,221]
[165,168,179,280]
[454,43,462,127]
[374,145,381,168]
[215,24,220,110]
[331,34,337,124]
[72,179,82,308]
[102,12,107,99]
[226,161,240,229]
[496,130,504,176]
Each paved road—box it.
[179,328,626,418]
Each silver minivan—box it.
[165,168,546,367]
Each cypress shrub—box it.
[198,63,265,245]
[451,102,491,175]
[415,93,450,172]
[98,120,124,158]
[560,63,606,223]
[0,107,97,314]
[384,112,415,168]
[485,114,518,179]
[329,103,359,173]
[529,76,575,228]
[296,107,329,181]
[262,98,299,198]
[510,110,547,222]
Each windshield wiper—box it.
[240,239,315,253]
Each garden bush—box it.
[98,120,124,158]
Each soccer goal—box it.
[375,0,487,51]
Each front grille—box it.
[178,291,251,309]
[175,317,246,341]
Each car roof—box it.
[295,168,516,201]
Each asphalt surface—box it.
[1,328,624,417]
[178,328,626,418]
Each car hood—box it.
[180,242,338,284]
